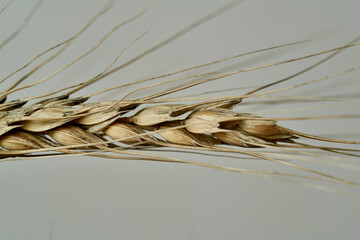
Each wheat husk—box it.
[48,125,105,148]
[0,130,52,150]
[131,104,188,126]
[104,122,156,145]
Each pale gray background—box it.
[1,0,360,239]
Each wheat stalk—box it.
[1,0,360,198]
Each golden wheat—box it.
[2,1,360,239]
[0,0,360,197]
[1,0,360,197]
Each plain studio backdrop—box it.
[0,0,360,239]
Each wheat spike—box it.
[1,0,360,199]
[2,2,360,238]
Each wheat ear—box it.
[1,0,360,197]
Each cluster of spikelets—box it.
[0,96,295,151]
[0,0,303,160]
[2,88,360,196]
[1,0,360,197]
